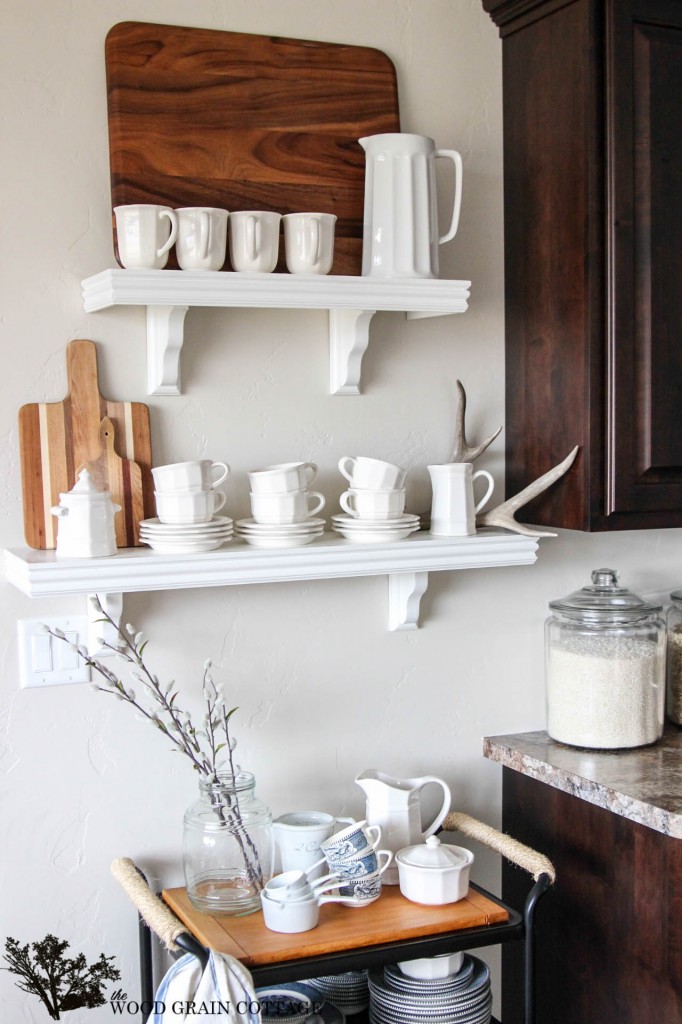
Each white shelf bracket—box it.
[87,592,123,658]
[147,304,189,396]
[329,308,376,395]
[388,571,429,631]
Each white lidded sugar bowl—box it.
[545,568,666,750]
[51,468,120,558]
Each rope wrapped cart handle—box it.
[111,857,185,951]
[442,811,556,883]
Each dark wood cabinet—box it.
[483,0,682,530]
[499,766,682,1024]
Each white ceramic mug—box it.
[250,490,325,525]
[273,812,354,878]
[114,204,178,269]
[154,488,227,525]
[340,488,406,520]
[229,211,282,272]
[428,462,495,537]
[152,460,230,493]
[248,462,318,495]
[175,207,228,271]
[338,455,406,490]
[283,213,336,275]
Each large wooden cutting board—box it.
[105,22,401,275]
[18,340,154,549]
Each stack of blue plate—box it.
[368,955,492,1024]
[306,969,370,1015]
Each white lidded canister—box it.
[545,568,665,749]
[51,468,120,558]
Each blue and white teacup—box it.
[321,820,381,862]
[335,848,393,881]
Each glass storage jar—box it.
[666,589,682,725]
[545,568,665,749]
[183,770,273,916]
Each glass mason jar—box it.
[183,770,273,916]
[545,568,665,749]
[666,590,682,725]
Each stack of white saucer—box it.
[332,455,420,543]
[139,515,233,553]
[236,461,326,548]
[141,459,233,553]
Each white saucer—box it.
[141,535,233,553]
[332,523,420,543]
[236,530,324,549]
[331,513,420,530]
[236,518,326,534]
[141,515,233,533]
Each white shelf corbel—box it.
[147,305,188,396]
[81,270,471,397]
[388,571,429,631]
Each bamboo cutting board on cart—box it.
[18,340,154,549]
[105,21,401,275]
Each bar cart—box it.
[113,813,554,1024]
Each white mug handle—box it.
[210,462,230,489]
[435,149,463,244]
[157,209,178,257]
[339,491,359,518]
[338,456,356,483]
[306,491,325,517]
[472,470,495,514]
[211,491,227,515]
[246,215,257,262]
[198,210,210,259]
[374,849,393,877]
[309,218,320,266]
[304,462,319,486]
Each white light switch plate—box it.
[19,617,92,687]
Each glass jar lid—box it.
[549,568,662,623]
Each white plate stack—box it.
[138,515,234,553]
[331,513,421,543]
[235,517,326,548]
[368,955,492,1024]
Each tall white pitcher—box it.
[359,133,463,279]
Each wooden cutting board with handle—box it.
[105,21,401,275]
[18,339,154,549]
[80,417,145,548]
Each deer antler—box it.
[476,446,580,537]
[450,380,502,463]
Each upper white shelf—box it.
[5,529,537,632]
[81,269,471,397]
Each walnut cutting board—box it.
[105,21,401,275]
[18,340,154,549]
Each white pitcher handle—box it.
[472,469,495,514]
[434,150,463,244]
[157,209,178,257]
[419,776,452,839]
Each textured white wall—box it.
[2,1,682,1019]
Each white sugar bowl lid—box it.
[396,836,472,870]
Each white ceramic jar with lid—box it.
[545,568,666,749]
[395,835,474,905]
[51,469,120,559]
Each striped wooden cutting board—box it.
[18,339,154,549]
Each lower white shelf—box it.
[5,529,539,632]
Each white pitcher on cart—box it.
[359,133,463,279]
[355,769,452,884]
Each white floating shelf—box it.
[5,529,537,632]
[81,269,471,397]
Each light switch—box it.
[18,618,91,687]
[30,633,52,673]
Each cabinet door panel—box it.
[608,0,682,515]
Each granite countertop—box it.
[483,726,682,839]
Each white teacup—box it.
[114,204,178,269]
[340,488,406,520]
[273,811,354,878]
[248,462,318,495]
[154,488,226,524]
[428,463,495,537]
[338,455,407,490]
[283,213,336,275]
[250,490,325,525]
[152,460,229,493]
[321,820,382,861]
[175,207,228,271]
[229,211,282,272]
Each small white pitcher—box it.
[428,463,494,537]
